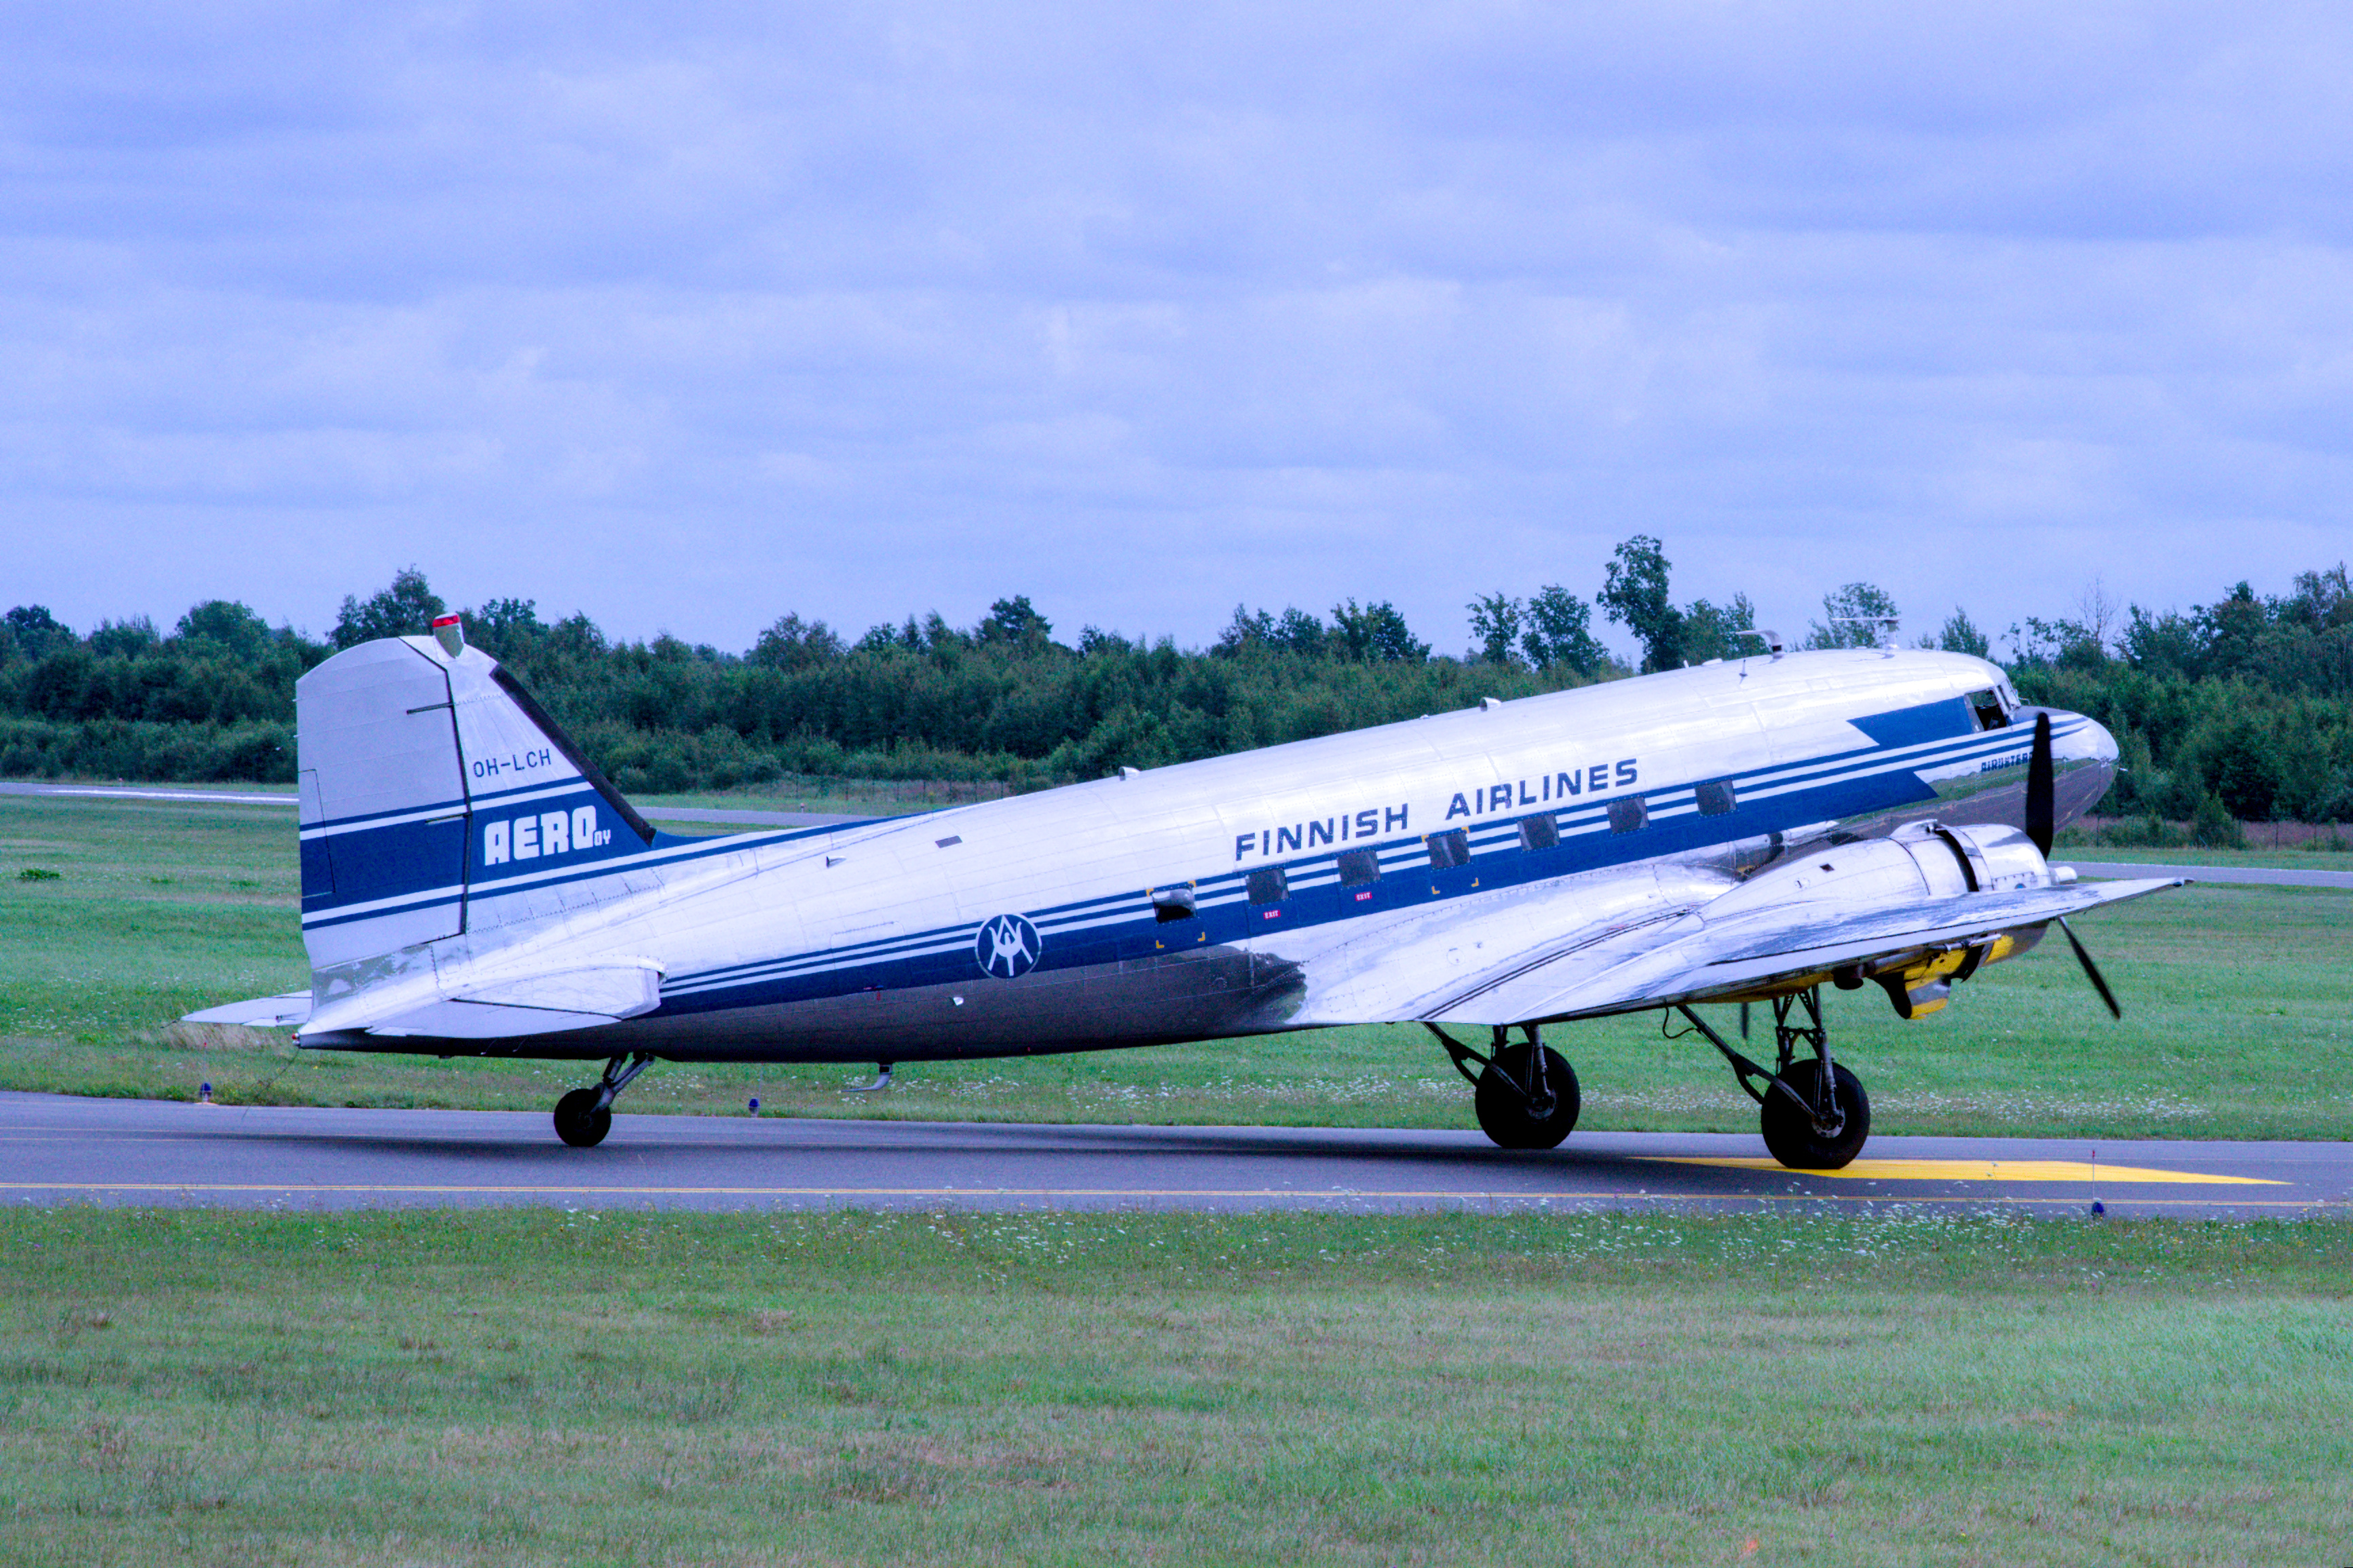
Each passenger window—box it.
[1151,885,1197,923]
[1245,867,1290,904]
[1516,813,1559,852]
[1695,781,1737,816]
[1967,689,2009,731]
[1607,797,1648,835]
[1336,849,1380,888]
[1425,829,1471,869]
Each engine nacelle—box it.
[1930,822,2056,894]
[1705,820,2059,1018]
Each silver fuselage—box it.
[298,648,2114,1062]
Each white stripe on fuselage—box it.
[314,652,2066,1039]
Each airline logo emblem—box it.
[481,803,613,867]
[975,913,1042,979]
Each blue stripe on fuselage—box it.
[650,703,2068,1018]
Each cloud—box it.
[3,2,2349,657]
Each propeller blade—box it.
[2025,710,2054,857]
[2056,916,2122,1019]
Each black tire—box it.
[1758,1059,1870,1170]
[554,1088,612,1149]
[1473,1043,1581,1151]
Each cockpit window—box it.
[1967,689,2009,731]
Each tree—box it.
[1930,607,1990,657]
[1330,599,1428,663]
[1680,593,1757,664]
[977,594,1053,649]
[332,569,445,649]
[2284,563,2352,630]
[1214,605,1275,655]
[174,600,274,659]
[1466,592,1524,664]
[1520,586,1606,675]
[1,605,74,662]
[88,616,159,657]
[857,616,926,654]
[751,613,846,670]
[1273,607,1326,655]
[1216,605,1328,657]
[1598,535,1683,672]
[1805,583,1899,649]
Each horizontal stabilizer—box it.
[347,961,666,1041]
[181,991,314,1027]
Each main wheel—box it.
[1473,1043,1581,1151]
[1758,1060,1870,1170]
[553,1088,612,1149]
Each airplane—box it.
[187,613,2177,1168]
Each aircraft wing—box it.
[1431,876,2179,1026]
[1290,870,2183,1029]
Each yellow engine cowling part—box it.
[1877,946,1972,1020]
[1973,924,2048,968]
[1879,925,2051,1019]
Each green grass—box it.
[2,1207,2349,1567]
[4,795,2350,1142]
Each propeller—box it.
[2023,710,2125,1019]
[2056,916,2123,1019]
[2025,710,2054,857]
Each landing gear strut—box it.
[1673,989,1870,1170]
[1427,1022,1582,1150]
[553,1052,654,1148]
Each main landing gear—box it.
[1427,1023,1582,1150]
[553,1052,654,1148]
[1673,989,1871,1169]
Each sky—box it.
[5,3,2350,662]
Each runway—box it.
[2,1092,2343,1217]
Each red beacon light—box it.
[432,613,465,657]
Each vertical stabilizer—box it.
[297,634,654,973]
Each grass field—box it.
[6,797,2352,1565]
[3,793,2350,1143]
[3,1207,2349,1566]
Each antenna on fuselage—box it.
[1830,615,1902,654]
[1735,628,1785,657]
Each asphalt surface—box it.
[3,1092,2343,1217]
[10,778,2350,885]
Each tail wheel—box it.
[553,1088,612,1149]
[1473,1042,1581,1151]
[1759,1060,1870,1170]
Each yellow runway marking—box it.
[1643,1158,2280,1185]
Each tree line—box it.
[2,546,2347,828]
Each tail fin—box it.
[297,634,653,970]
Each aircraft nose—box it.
[2058,709,2118,765]
[2044,707,2118,828]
